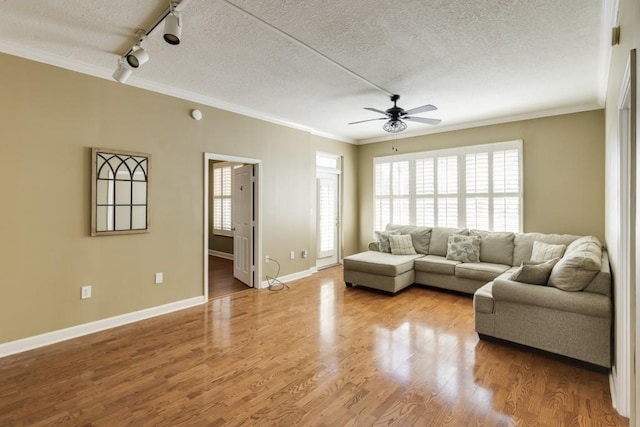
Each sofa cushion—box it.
[375,230,399,253]
[548,237,602,291]
[471,230,515,265]
[455,262,510,282]
[513,232,581,266]
[446,234,481,263]
[429,227,468,256]
[343,251,422,277]
[508,257,560,285]
[389,234,417,255]
[566,235,602,256]
[531,241,566,262]
[474,282,495,314]
[414,255,461,275]
[386,225,432,255]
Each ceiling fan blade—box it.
[364,107,389,116]
[404,104,437,115]
[348,117,387,125]
[404,116,442,125]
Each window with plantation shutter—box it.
[212,162,236,235]
[373,141,522,233]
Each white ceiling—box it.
[0,0,611,143]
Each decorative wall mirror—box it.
[91,148,150,236]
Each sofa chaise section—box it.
[343,251,423,294]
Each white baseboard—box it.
[208,250,234,260]
[609,369,630,418]
[260,268,315,289]
[0,296,205,359]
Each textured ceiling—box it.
[0,0,609,143]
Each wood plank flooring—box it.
[209,256,250,299]
[0,266,628,426]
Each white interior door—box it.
[317,172,339,269]
[233,164,253,287]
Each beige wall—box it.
[358,110,605,250]
[0,53,358,343]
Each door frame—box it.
[204,153,262,300]
[316,152,342,269]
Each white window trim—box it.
[373,140,523,233]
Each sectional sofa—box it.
[343,225,611,367]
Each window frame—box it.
[372,140,523,234]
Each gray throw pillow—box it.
[389,234,417,255]
[509,257,560,285]
[531,241,566,262]
[446,234,481,263]
[375,231,399,253]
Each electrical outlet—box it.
[290,251,295,260]
[301,249,308,258]
[265,256,270,263]
[81,285,92,299]
[155,272,163,284]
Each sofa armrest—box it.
[368,241,381,251]
[492,278,611,318]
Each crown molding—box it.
[0,40,606,147]
[0,41,356,144]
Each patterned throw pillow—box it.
[446,234,481,263]
[509,257,560,285]
[531,241,566,262]
[375,231,399,253]
[389,234,417,255]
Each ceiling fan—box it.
[349,94,441,133]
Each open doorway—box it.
[204,153,262,300]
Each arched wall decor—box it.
[91,148,151,236]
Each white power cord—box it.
[265,257,289,291]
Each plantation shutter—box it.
[436,156,458,227]
[373,140,521,234]
[465,152,490,230]
[492,149,520,232]
[212,164,233,233]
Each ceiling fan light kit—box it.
[382,120,407,133]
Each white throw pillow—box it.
[389,234,417,255]
[531,241,566,262]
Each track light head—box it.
[112,58,133,83]
[164,3,182,45]
[126,45,149,68]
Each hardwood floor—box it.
[0,266,627,426]
[209,255,250,299]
